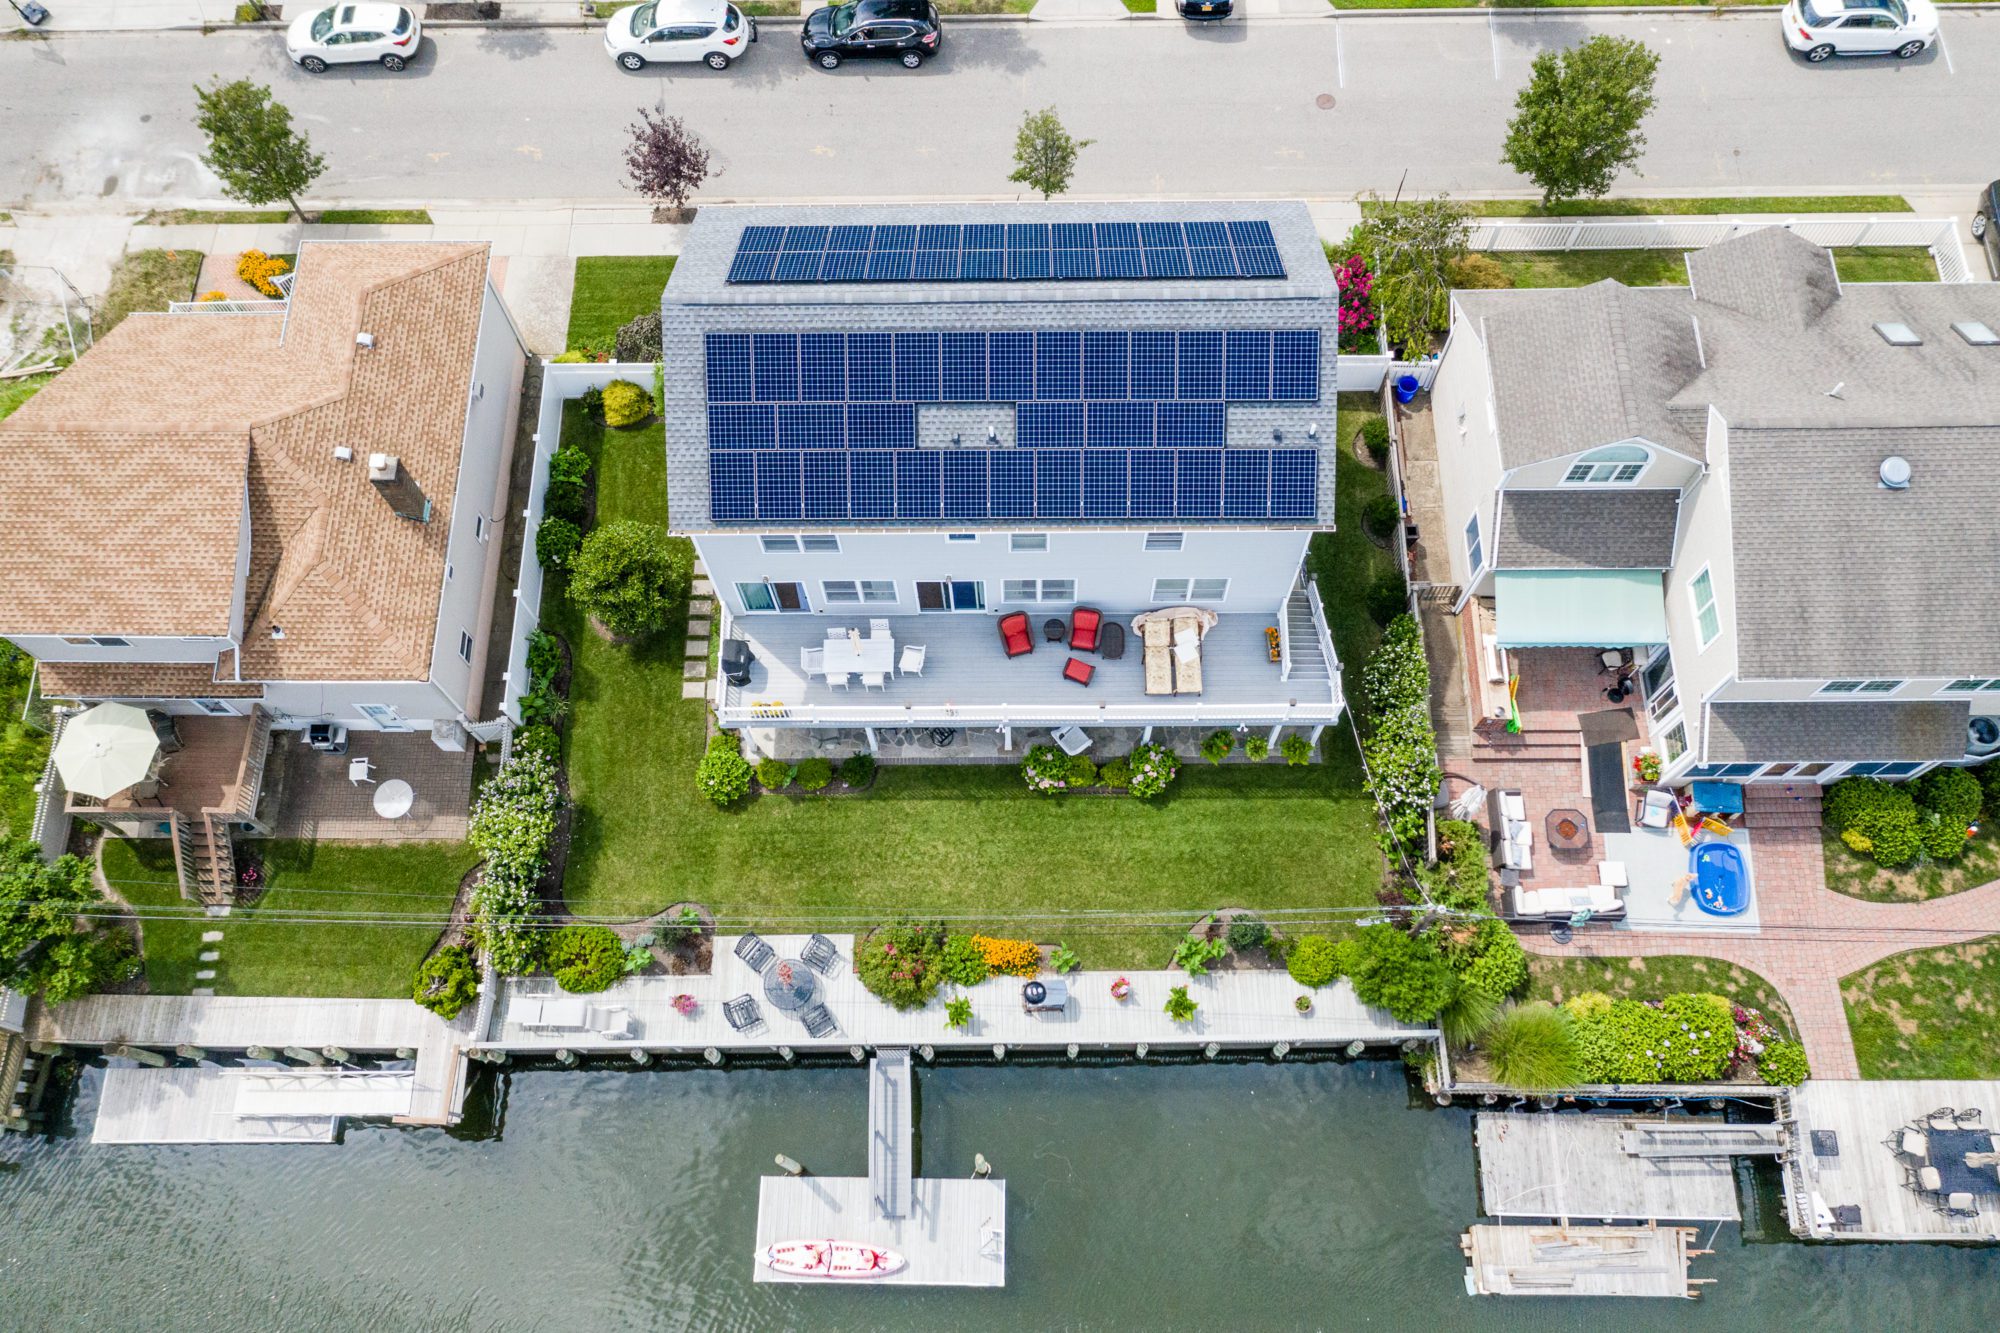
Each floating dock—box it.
[1460,1223,1709,1299]
[1474,1113,1743,1222]
[1779,1078,2000,1243]
[93,1068,337,1144]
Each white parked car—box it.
[287,3,422,73]
[604,0,757,72]
[1782,0,1937,62]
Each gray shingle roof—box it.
[1683,227,1839,328]
[1705,699,1970,763]
[1727,425,2000,679]
[1493,489,1679,570]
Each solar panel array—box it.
[725,221,1287,286]
[705,327,1322,525]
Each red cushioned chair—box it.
[998,611,1035,658]
[1069,606,1103,653]
[1062,657,1095,686]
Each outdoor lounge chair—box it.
[1638,788,1676,830]
[724,995,765,1033]
[735,933,775,974]
[1140,618,1173,695]
[1901,1129,1929,1159]
[1946,1192,1979,1218]
[801,933,839,975]
[1069,606,1103,653]
[998,612,1034,658]
[1171,615,1203,695]
[799,1002,837,1038]
[586,1004,636,1039]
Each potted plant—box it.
[1632,749,1663,784]
[672,993,698,1018]
[1110,976,1132,1002]
[1295,994,1313,1016]
[945,996,972,1031]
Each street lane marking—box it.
[1334,16,1345,88]
[1937,30,1954,75]
[1487,9,1501,80]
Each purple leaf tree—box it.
[624,107,712,212]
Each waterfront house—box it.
[1423,226,2000,787]
[660,202,1347,757]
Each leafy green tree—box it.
[192,79,326,221]
[567,520,689,638]
[1346,923,1457,1023]
[1008,107,1093,200]
[0,839,136,1003]
[1500,35,1661,205]
[1346,196,1470,357]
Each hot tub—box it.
[1688,841,1750,917]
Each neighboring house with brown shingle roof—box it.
[1425,226,2000,787]
[0,240,528,747]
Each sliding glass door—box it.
[915,580,984,612]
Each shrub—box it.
[1174,936,1227,977]
[1067,755,1098,787]
[1445,252,1512,290]
[511,723,561,765]
[568,520,688,637]
[1913,766,1983,826]
[235,247,289,297]
[548,445,591,490]
[198,290,228,303]
[945,997,972,1031]
[551,350,591,364]
[838,753,877,787]
[547,925,625,993]
[1164,985,1198,1024]
[1098,757,1132,789]
[1567,993,1741,1084]
[1200,730,1234,764]
[1366,571,1408,627]
[527,629,562,687]
[601,377,655,428]
[940,933,990,987]
[412,947,480,1019]
[1437,982,1500,1048]
[1363,702,1440,845]
[1360,615,1429,716]
[1243,736,1270,762]
[1050,944,1081,974]
[1287,935,1340,988]
[1480,1003,1583,1091]
[855,920,946,1011]
[754,757,793,790]
[623,944,653,975]
[579,384,605,416]
[1226,916,1268,952]
[1126,743,1179,798]
[974,934,1041,978]
[1022,743,1072,794]
[1415,820,1492,912]
[1757,1039,1810,1087]
[1347,924,1457,1023]
[1920,810,1970,861]
[1978,759,2000,817]
[535,517,582,571]
[1362,492,1400,540]
[1856,804,1922,867]
[1433,916,1528,1000]
[1332,252,1377,352]
[467,748,563,974]
[1657,993,1736,1082]
[1823,776,1908,834]
[1281,735,1314,767]
[795,757,833,791]
[1359,415,1391,465]
[695,732,753,806]
[614,310,663,363]
[544,476,587,525]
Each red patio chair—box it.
[1069,606,1102,653]
[1062,657,1095,686]
[998,611,1034,658]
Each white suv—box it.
[604,0,757,71]
[1783,0,1937,62]
[287,4,422,72]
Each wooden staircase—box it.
[1282,585,1330,682]
[1742,782,1825,831]
[165,706,274,906]
[1471,717,1583,764]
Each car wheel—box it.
[1804,43,1835,62]
[817,50,840,68]
[381,53,407,70]
[618,51,645,70]
[1894,39,1924,58]
[900,49,922,68]
[705,51,731,69]
[1973,212,1989,240]
[301,55,328,73]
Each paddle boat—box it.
[760,1239,907,1279]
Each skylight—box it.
[1873,322,1921,346]
[1951,320,1999,346]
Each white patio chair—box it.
[347,756,375,786]
[898,644,926,676]
[801,646,825,677]
[825,673,851,691]
[1050,724,1091,757]
[1639,788,1676,830]
[869,618,892,637]
[861,671,888,691]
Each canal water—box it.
[4,1059,1995,1331]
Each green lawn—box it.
[318,209,433,225]
[102,838,471,997]
[565,256,677,355]
[1122,0,1157,9]
[0,648,50,842]
[547,403,1386,968]
[97,248,204,333]
[1377,196,1912,219]
[1487,246,1934,290]
[1528,954,1795,1038]
[1823,828,2000,904]
[1833,246,1941,283]
[1309,394,1398,676]
[0,371,52,421]
[1845,938,2000,1080]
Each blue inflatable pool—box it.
[1689,842,1749,916]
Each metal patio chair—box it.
[734,932,775,974]
[799,1003,837,1039]
[723,994,765,1034]
[801,933,839,975]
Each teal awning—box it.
[1494,570,1668,648]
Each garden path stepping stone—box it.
[688,597,715,617]
[691,578,714,597]
[201,931,225,943]
[686,617,712,637]
[680,681,708,700]
[199,951,220,963]
[195,970,217,981]
[192,987,216,997]
[685,638,710,659]
[683,661,707,679]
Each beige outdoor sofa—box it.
[1135,607,1217,696]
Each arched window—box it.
[1563,443,1650,485]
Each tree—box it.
[567,520,689,638]
[0,839,136,1003]
[624,107,712,211]
[192,79,326,221]
[1345,195,1470,358]
[1501,35,1661,205]
[1008,107,1093,201]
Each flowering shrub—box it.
[695,732,753,806]
[1757,1039,1810,1087]
[467,747,564,974]
[973,934,1040,978]
[1563,991,1742,1083]
[1110,977,1132,1001]
[1360,615,1428,716]
[1363,702,1442,845]
[535,517,582,572]
[1332,252,1377,354]
[198,290,228,303]
[235,248,290,298]
[1021,744,1072,794]
[1631,749,1663,783]
[673,993,699,1017]
[1125,743,1179,799]
[856,920,946,1011]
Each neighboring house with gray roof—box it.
[1424,225,2000,786]
[660,202,1346,754]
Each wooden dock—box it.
[1460,1223,1708,1299]
[1475,1113,1742,1222]
[869,1049,914,1220]
[94,1068,336,1144]
[754,1176,1007,1288]
[1780,1079,2000,1243]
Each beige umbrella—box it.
[53,702,161,800]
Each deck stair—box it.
[1471,718,1581,763]
[1741,783,1824,831]
[1619,1122,1784,1159]
[1282,586,1329,682]
[869,1047,914,1221]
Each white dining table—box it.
[822,632,895,677]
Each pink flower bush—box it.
[1334,254,1376,346]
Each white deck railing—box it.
[166,300,286,315]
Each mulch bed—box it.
[606,901,714,976]
[421,861,486,965]
[427,1,500,17]
[1186,909,1284,972]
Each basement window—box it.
[1873,322,1921,346]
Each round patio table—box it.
[763,958,819,1015]
[373,779,414,819]
[1546,808,1590,851]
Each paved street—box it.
[0,12,1995,207]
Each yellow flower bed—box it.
[197,291,228,303]
[973,934,1040,978]
[236,249,291,299]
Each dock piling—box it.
[1135,1042,1149,1060]
[1345,1040,1366,1058]
[849,1045,866,1062]
[245,1044,280,1062]
[28,1041,61,1057]
[395,1047,417,1060]
[917,1044,934,1063]
[555,1049,579,1068]
[1203,1042,1221,1060]
[973,1153,991,1179]
[1066,1043,1079,1061]
[321,1046,354,1065]
[1272,1042,1290,1060]
[630,1049,652,1066]
[175,1044,208,1062]
[281,1046,325,1066]
[775,1153,804,1176]
[778,1046,796,1063]
[704,1047,724,1066]
[991,1044,1006,1061]
[111,1044,169,1068]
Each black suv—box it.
[801,0,940,68]
[1975,179,2000,279]
[1176,0,1231,17]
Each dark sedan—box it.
[1975,180,2000,279]
[1176,0,1232,17]
[801,0,940,68]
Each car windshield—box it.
[392,7,411,31]
[631,1,655,25]
[311,6,334,37]
[1799,0,1834,21]
[832,2,858,34]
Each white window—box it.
[357,704,410,731]
[1004,579,1075,602]
[1190,578,1228,602]
[822,580,897,605]
[1003,580,1036,602]
[474,514,488,542]
[1151,578,1229,603]
[1009,533,1048,552]
[1660,721,1687,763]
[801,535,841,553]
[458,630,474,663]
[1819,679,1904,695]
[1689,566,1720,648]
[760,535,801,554]
[1563,443,1650,486]
[1464,514,1483,576]
[1942,678,2000,693]
[192,698,236,717]
[946,533,978,543]
[1144,532,1184,552]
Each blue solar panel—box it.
[740,226,784,252]
[1177,332,1224,400]
[989,332,1034,401]
[727,220,1286,284]
[846,333,892,401]
[1035,332,1080,400]
[1175,448,1223,518]
[1130,331,1175,398]
[1188,247,1237,279]
[960,247,1004,281]
[1053,247,1097,280]
[912,249,959,281]
[895,449,941,520]
[850,450,895,520]
[709,403,776,449]
[1143,245,1191,280]
[822,249,867,282]
[1095,222,1139,248]
[1184,221,1229,249]
[1007,248,1051,281]
[1052,223,1094,249]
[1007,223,1050,250]
[1034,450,1081,518]
[1227,220,1277,249]
[774,251,822,283]
[783,225,829,252]
[829,225,872,251]
[964,224,1003,250]
[1086,401,1151,449]
[706,334,751,401]
[991,450,1034,517]
[1097,246,1143,279]
[1129,449,1175,518]
[1236,246,1285,279]
[942,332,986,400]
[866,249,913,282]
[1017,402,1084,449]
[1223,449,1270,518]
[1272,329,1319,401]
[893,332,940,402]
[917,224,959,249]
[1270,449,1318,519]
[803,451,847,519]
[942,450,988,520]
[1158,401,1225,449]
[1083,332,1127,399]
[728,250,777,284]
[1225,330,1271,402]
[711,452,755,519]
[753,333,798,402]
[800,333,845,401]
[1082,450,1128,518]
[876,224,917,250]
[756,450,802,520]
[847,402,914,449]
[778,403,843,449]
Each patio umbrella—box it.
[53,702,160,799]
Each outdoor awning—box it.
[1493,570,1668,648]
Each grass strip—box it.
[1368,195,1913,218]
[565,255,677,355]
[1845,938,2000,1080]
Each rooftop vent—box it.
[332,444,353,462]
[1952,320,1999,346]
[368,453,432,523]
[1873,321,1921,346]
[356,332,376,351]
[270,625,285,640]
[1879,456,1912,491]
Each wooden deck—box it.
[754,1176,1007,1288]
[1460,1223,1706,1299]
[93,1067,336,1144]
[1474,1113,1743,1222]
[869,1049,914,1220]
[1781,1079,2000,1243]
